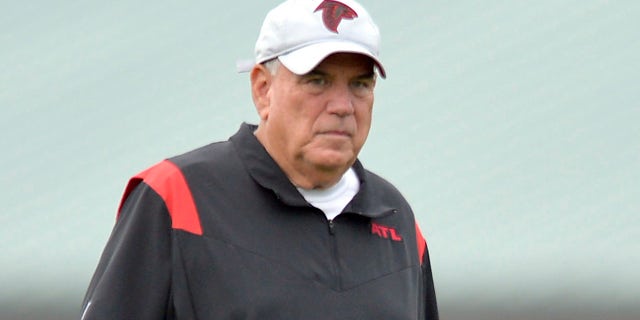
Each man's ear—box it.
[250,64,272,121]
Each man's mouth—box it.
[320,130,351,137]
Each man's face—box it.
[254,53,376,187]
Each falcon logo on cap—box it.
[314,0,358,33]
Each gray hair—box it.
[262,58,280,75]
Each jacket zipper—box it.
[328,219,336,235]
[327,218,341,289]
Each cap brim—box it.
[278,41,386,78]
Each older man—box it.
[81,0,438,319]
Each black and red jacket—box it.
[81,123,438,319]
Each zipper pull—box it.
[328,219,336,235]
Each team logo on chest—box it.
[371,222,403,241]
[314,0,358,33]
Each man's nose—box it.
[326,85,354,116]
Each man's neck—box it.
[286,160,351,190]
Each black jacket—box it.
[82,123,438,319]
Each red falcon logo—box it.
[314,0,358,33]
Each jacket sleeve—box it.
[421,246,439,320]
[415,222,439,320]
[80,183,173,319]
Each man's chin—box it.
[307,151,355,172]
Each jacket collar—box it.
[230,123,396,219]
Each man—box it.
[81,0,438,319]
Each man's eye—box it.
[352,79,374,90]
[352,81,368,88]
[307,77,326,85]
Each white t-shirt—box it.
[297,168,360,220]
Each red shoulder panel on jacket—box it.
[118,160,203,235]
[415,223,427,264]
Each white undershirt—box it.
[297,168,360,220]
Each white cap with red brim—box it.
[237,0,386,78]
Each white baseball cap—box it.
[237,0,386,78]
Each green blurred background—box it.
[1,1,638,319]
